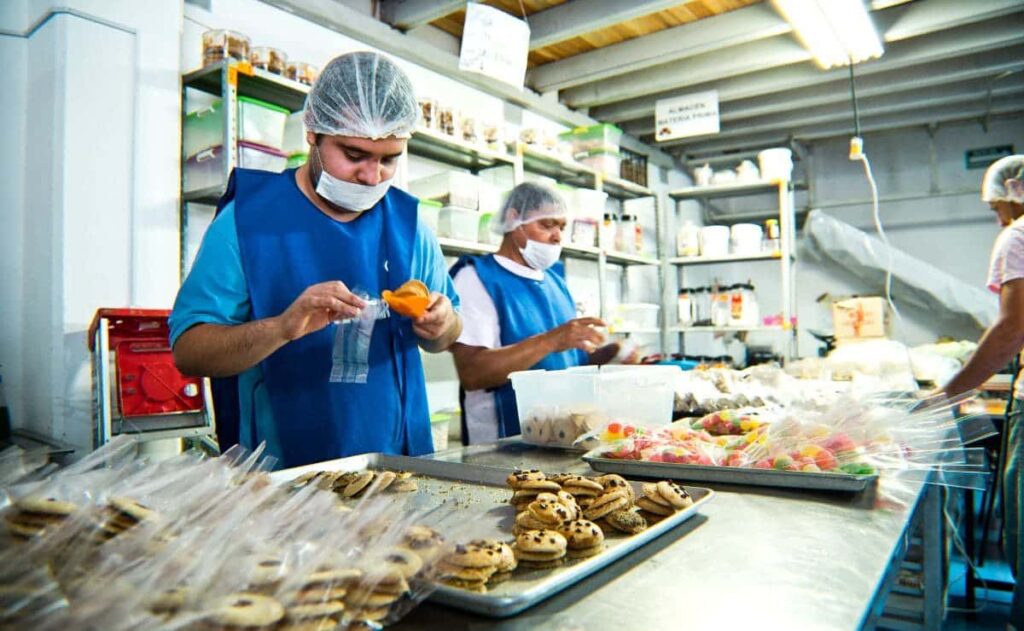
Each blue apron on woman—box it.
[450,254,586,438]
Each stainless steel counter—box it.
[392,439,941,630]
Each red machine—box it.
[88,308,214,446]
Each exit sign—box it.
[965,145,1014,169]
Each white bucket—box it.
[730,223,763,255]
[758,148,793,181]
[699,225,730,257]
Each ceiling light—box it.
[772,0,884,69]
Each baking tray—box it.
[272,453,714,617]
[583,454,878,492]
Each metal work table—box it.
[392,439,943,630]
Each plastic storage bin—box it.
[238,96,289,151]
[478,213,500,245]
[511,366,675,448]
[281,111,306,155]
[183,145,225,192]
[184,100,224,160]
[238,141,288,173]
[758,147,793,181]
[560,123,623,154]
[730,223,763,255]
[612,303,660,330]
[409,171,479,210]
[437,205,479,242]
[418,200,441,234]
[577,149,621,176]
[699,225,730,257]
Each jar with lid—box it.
[251,46,287,74]
[677,288,693,326]
[601,213,617,250]
[728,282,759,327]
[617,214,637,254]
[711,284,732,327]
[419,98,437,129]
[202,29,251,66]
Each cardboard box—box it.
[832,297,891,340]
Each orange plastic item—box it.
[382,280,431,319]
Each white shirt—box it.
[453,255,543,444]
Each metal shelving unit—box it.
[668,178,797,361]
[179,60,310,280]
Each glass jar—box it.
[285,61,318,86]
[418,98,437,129]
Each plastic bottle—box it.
[618,215,637,254]
[711,284,732,327]
[676,219,700,257]
[677,288,693,326]
[634,220,644,254]
[601,213,617,250]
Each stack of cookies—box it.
[97,497,156,540]
[511,529,567,570]
[344,566,409,625]
[513,493,577,535]
[292,469,419,498]
[3,496,77,540]
[556,519,605,559]
[433,540,516,593]
[401,525,446,565]
[555,475,604,509]
[636,481,694,522]
[505,470,562,511]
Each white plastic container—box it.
[478,212,500,245]
[183,145,225,192]
[409,171,479,210]
[511,365,675,448]
[676,219,700,257]
[758,147,793,181]
[437,205,479,241]
[281,111,306,155]
[238,141,288,173]
[612,303,660,330]
[238,96,289,151]
[183,100,224,160]
[730,223,764,255]
[699,225,730,257]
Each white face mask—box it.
[313,147,392,212]
[519,237,562,271]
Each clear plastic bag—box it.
[330,296,390,384]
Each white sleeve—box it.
[453,265,501,349]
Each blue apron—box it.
[450,255,586,438]
[218,168,432,468]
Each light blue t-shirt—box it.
[169,201,460,452]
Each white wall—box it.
[2,0,182,451]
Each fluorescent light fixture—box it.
[772,0,884,69]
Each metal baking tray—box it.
[583,454,878,492]
[272,453,714,617]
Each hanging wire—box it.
[848,59,861,137]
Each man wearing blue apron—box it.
[450,183,618,444]
[169,52,461,469]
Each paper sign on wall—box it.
[459,3,530,90]
[654,91,720,142]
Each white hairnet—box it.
[981,154,1024,204]
[303,51,418,140]
[493,182,568,234]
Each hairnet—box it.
[303,51,418,140]
[493,182,568,234]
[981,154,1024,204]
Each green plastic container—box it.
[237,95,290,150]
[559,123,623,154]
[418,199,442,234]
[286,152,308,169]
[183,99,224,159]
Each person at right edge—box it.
[940,155,1024,629]
[449,182,620,445]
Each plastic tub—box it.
[409,171,479,209]
[183,100,224,161]
[478,212,500,245]
[437,205,479,242]
[730,223,763,255]
[559,123,622,154]
[511,366,674,448]
[430,411,455,451]
[758,147,793,181]
[418,200,441,233]
[251,46,287,75]
[285,61,318,86]
[699,225,730,257]
[576,149,621,176]
[183,145,225,192]
[238,96,289,151]
[281,111,306,155]
[238,141,288,172]
[202,29,250,66]
[612,303,660,330]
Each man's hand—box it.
[276,281,366,342]
[413,293,456,341]
[545,317,606,353]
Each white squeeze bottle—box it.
[677,219,700,257]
